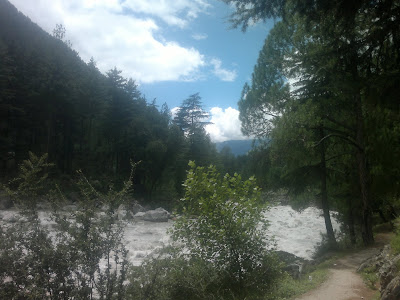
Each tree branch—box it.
[313,133,363,151]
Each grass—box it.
[274,259,335,299]
[391,231,400,254]
[360,266,379,290]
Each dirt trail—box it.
[295,233,393,300]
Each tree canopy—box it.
[233,0,400,245]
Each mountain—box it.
[215,140,255,156]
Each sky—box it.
[8,0,274,142]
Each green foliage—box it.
[127,247,223,300]
[2,152,54,209]
[275,269,329,300]
[391,223,400,255]
[392,238,400,255]
[233,0,400,246]
[173,93,211,134]
[0,153,135,299]
[170,161,282,299]
[0,1,209,204]
[172,93,217,169]
[360,266,379,290]
[127,161,286,300]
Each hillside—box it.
[216,139,255,156]
[0,0,214,201]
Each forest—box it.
[0,0,247,208]
[0,0,400,299]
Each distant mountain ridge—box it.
[215,139,256,156]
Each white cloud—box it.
[170,107,180,119]
[122,0,211,28]
[206,107,249,142]
[192,33,208,40]
[171,106,249,142]
[210,58,237,82]
[8,0,207,83]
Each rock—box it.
[358,244,400,300]
[379,253,400,290]
[276,250,307,264]
[131,202,146,214]
[63,204,78,211]
[117,204,128,219]
[133,212,146,219]
[276,250,308,279]
[36,202,52,210]
[357,245,390,273]
[381,276,400,300]
[143,208,170,222]
[284,263,303,279]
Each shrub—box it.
[170,161,282,299]
[127,247,221,300]
[0,153,135,299]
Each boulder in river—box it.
[133,212,146,219]
[131,202,146,214]
[143,208,170,222]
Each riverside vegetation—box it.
[0,152,328,300]
[1,153,387,299]
[1,0,400,298]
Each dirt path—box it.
[295,233,393,300]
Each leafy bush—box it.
[172,162,282,299]
[127,162,282,300]
[0,153,135,299]
[127,247,222,300]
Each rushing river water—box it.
[0,205,341,266]
[123,205,341,265]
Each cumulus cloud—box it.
[206,107,249,142]
[170,107,180,119]
[210,59,237,82]
[170,106,249,142]
[8,0,207,83]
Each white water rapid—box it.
[122,205,340,265]
[0,205,341,266]
[264,205,341,259]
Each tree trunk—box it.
[347,197,356,245]
[319,127,336,246]
[355,94,374,246]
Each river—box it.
[0,205,341,266]
[123,205,341,265]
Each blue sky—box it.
[140,1,274,110]
[8,0,274,141]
